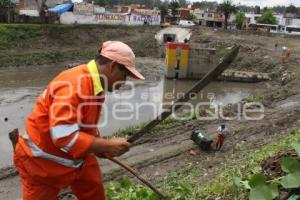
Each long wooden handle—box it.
[108,157,166,199]
[127,46,240,143]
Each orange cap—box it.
[99,41,145,80]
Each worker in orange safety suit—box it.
[215,122,229,151]
[281,46,291,64]
[13,41,145,200]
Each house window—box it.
[208,14,212,17]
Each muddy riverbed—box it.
[0,57,262,168]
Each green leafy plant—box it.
[105,176,196,200]
[235,174,278,200]
[217,0,237,29]
[256,10,277,25]
[234,11,246,29]
[235,142,300,200]
[105,177,162,200]
[280,157,300,188]
[170,181,193,199]
[292,142,300,155]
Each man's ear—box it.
[110,61,118,73]
[106,61,113,73]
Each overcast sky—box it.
[191,0,300,7]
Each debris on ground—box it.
[189,148,200,156]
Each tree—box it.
[272,6,286,14]
[94,0,107,6]
[0,0,9,5]
[256,10,277,24]
[237,5,254,13]
[254,6,260,14]
[192,2,202,9]
[169,0,179,17]
[0,0,14,23]
[234,11,246,29]
[159,1,168,22]
[185,13,194,20]
[217,0,237,30]
[286,4,298,13]
[192,1,218,10]
[178,0,187,8]
[262,7,268,13]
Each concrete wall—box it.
[60,12,160,25]
[187,46,216,78]
[165,43,216,79]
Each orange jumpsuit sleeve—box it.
[48,83,96,159]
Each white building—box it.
[284,13,300,26]
[244,13,295,27]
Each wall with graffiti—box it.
[128,13,160,25]
[60,12,160,25]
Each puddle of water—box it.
[0,62,262,168]
[163,79,254,106]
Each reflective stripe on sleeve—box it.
[50,124,79,140]
[60,132,80,153]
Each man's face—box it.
[106,62,129,92]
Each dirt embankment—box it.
[190,29,300,73]
[0,25,161,67]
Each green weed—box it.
[105,129,300,200]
